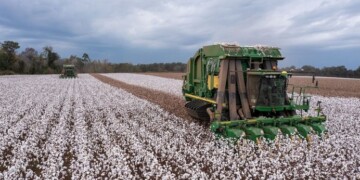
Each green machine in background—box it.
[182,44,326,142]
[60,64,77,78]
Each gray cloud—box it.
[0,0,359,68]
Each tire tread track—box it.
[90,73,193,122]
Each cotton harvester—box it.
[60,64,77,78]
[182,44,327,142]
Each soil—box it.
[289,76,360,98]
[90,74,193,122]
[143,72,360,98]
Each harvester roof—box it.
[200,44,284,59]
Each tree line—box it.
[0,40,186,75]
[0,40,359,78]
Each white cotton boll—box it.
[102,73,183,97]
[1,74,359,178]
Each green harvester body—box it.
[60,64,77,78]
[182,44,327,142]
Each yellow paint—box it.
[184,93,217,104]
[184,93,227,107]
[207,75,219,90]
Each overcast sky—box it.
[0,0,359,69]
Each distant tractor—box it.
[60,64,77,78]
[182,44,327,142]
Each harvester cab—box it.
[60,64,77,78]
[182,44,326,142]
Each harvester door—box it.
[246,74,261,107]
[193,56,203,95]
[195,56,202,81]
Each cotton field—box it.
[103,73,183,97]
[0,74,359,179]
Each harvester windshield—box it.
[259,75,286,106]
[247,73,287,107]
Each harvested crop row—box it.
[102,73,183,97]
[92,74,191,121]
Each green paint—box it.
[183,44,327,142]
[60,64,77,78]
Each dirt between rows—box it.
[91,74,194,122]
[143,72,360,98]
[288,76,360,98]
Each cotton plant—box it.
[103,73,183,97]
[0,74,359,179]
